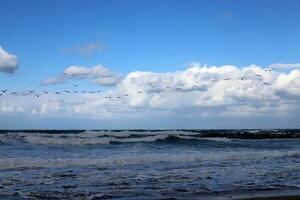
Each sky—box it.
[1,0,300,129]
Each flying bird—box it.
[147,82,154,86]
[1,89,8,93]
[43,91,48,94]
[28,90,35,94]
[36,94,41,98]
[55,92,60,95]
[10,92,17,95]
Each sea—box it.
[0,129,299,200]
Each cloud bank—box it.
[2,63,300,128]
[0,46,19,73]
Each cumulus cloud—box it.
[3,63,300,127]
[43,64,121,86]
[269,63,300,69]
[0,46,19,73]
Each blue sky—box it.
[1,0,300,129]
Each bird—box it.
[265,69,272,72]
[223,78,231,81]
[73,91,78,93]
[65,90,71,93]
[116,96,121,99]
[43,91,48,94]
[28,90,35,94]
[36,94,40,98]
[137,91,143,94]
[147,82,154,86]
[1,89,8,93]
[55,92,60,95]
[124,94,129,96]
[177,83,185,87]
[239,76,246,80]
[96,90,101,93]
[10,92,17,95]
[263,82,270,86]
[82,91,86,93]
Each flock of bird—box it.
[0,69,273,99]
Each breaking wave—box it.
[0,150,299,170]
[0,129,299,146]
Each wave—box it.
[0,130,299,146]
[0,150,299,170]
[24,134,169,145]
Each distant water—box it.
[0,129,300,199]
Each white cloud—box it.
[269,63,300,69]
[43,64,121,86]
[64,65,114,78]
[274,69,300,96]
[0,46,19,73]
[3,63,300,126]
[42,75,67,85]
[92,76,122,86]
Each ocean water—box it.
[0,130,299,200]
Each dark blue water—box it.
[0,130,300,199]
